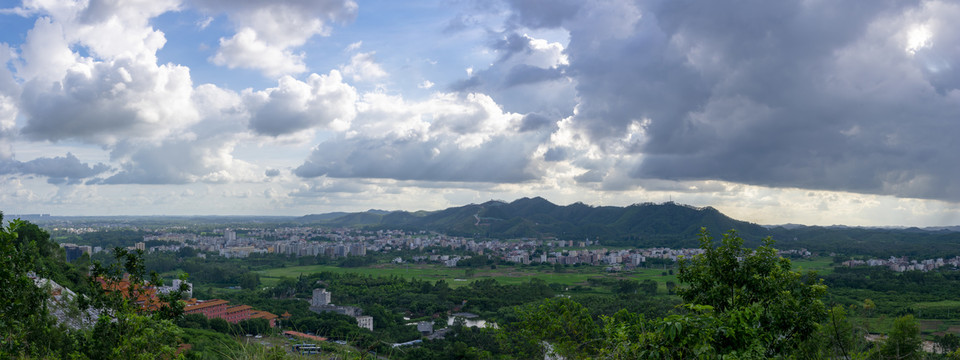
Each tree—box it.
[877,315,921,360]
[209,317,232,334]
[614,279,640,294]
[240,272,260,290]
[509,297,600,359]
[801,305,867,359]
[640,279,658,296]
[676,228,827,356]
[935,333,960,355]
[237,318,271,336]
[665,281,677,295]
[82,247,187,358]
[0,214,58,358]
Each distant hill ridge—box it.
[298,197,770,247]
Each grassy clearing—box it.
[914,300,960,308]
[791,257,835,275]
[849,316,960,337]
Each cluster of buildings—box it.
[61,241,153,262]
[841,256,960,272]
[133,227,825,271]
[59,225,830,275]
[308,288,373,331]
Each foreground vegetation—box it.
[5,211,960,359]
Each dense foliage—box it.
[0,212,188,359]
[8,211,960,359]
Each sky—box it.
[1,0,960,227]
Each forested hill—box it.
[299,197,771,247]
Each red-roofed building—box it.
[184,299,277,327]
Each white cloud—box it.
[195,0,358,77]
[418,80,435,89]
[345,41,362,52]
[19,59,198,145]
[14,0,179,62]
[295,91,544,183]
[244,70,358,136]
[340,51,387,82]
[209,28,307,77]
[197,16,214,29]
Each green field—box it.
[256,263,621,288]
[791,256,835,275]
[255,263,688,291]
[255,256,830,293]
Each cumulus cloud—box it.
[5,0,363,187]
[19,59,197,145]
[97,83,258,185]
[13,0,178,64]
[295,92,543,183]
[209,28,308,77]
[11,0,198,146]
[245,70,358,136]
[500,0,960,201]
[99,138,237,184]
[195,0,358,77]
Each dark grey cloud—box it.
[448,76,482,92]
[443,14,474,34]
[447,30,575,120]
[519,113,555,132]
[542,147,568,162]
[504,0,580,29]
[265,168,281,177]
[0,153,111,184]
[504,0,960,201]
[295,134,540,183]
[503,65,564,87]
[574,169,603,183]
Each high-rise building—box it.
[349,243,366,256]
[311,288,331,306]
[224,230,237,246]
[356,315,373,331]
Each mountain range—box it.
[298,197,772,247]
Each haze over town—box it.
[2,0,960,227]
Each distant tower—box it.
[356,315,373,331]
[311,288,331,306]
[224,230,237,246]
